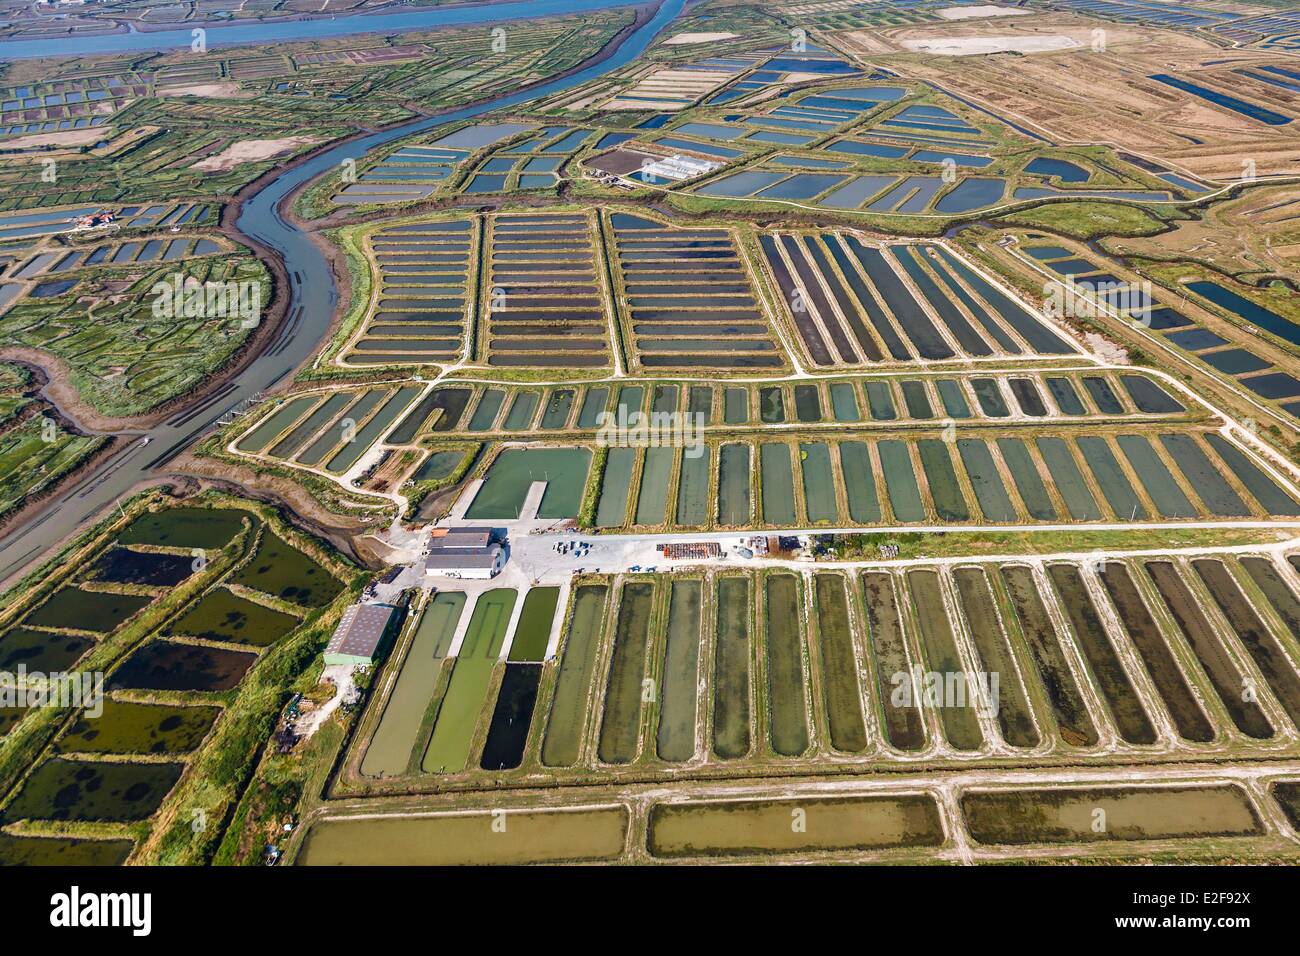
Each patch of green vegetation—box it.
[996,200,1169,240]
[0,254,269,416]
[0,415,104,520]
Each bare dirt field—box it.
[873,14,1300,176]
[898,35,1080,55]
[0,127,106,150]
[156,81,251,99]
[192,136,322,172]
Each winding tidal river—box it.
[0,0,686,585]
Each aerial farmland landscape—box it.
[0,0,1299,906]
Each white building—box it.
[423,526,506,580]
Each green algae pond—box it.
[236,396,320,453]
[916,440,968,522]
[813,574,868,753]
[2,757,184,823]
[24,587,152,634]
[861,572,926,752]
[648,794,944,858]
[839,441,881,523]
[830,382,860,422]
[597,582,653,764]
[467,447,591,519]
[468,388,505,431]
[724,387,749,424]
[422,588,516,773]
[164,587,300,647]
[634,447,673,525]
[962,784,1263,845]
[413,449,465,483]
[596,447,635,528]
[656,579,702,762]
[540,389,574,429]
[117,507,247,550]
[543,585,608,767]
[760,443,796,525]
[0,626,93,672]
[712,576,752,760]
[877,441,924,522]
[503,390,541,430]
[229,532,342,607]
[362,592,465,778]
[764,574,808,756]
[0,833,134,866]
[800,441,837,523]
[57,699,220,755]
[999,565,1098,748]
[298,806,630,865]
[717,443,751,525]
[577,386,609,428]
[509,587,560,662]
[675,447,711,525]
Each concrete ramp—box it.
[521,480,548,521]
[449,478,484,520]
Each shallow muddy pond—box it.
[299,806,629,865]
[543,585,608,768]
[657,580,702,763]
[648,794,943,858]
[598,582,653,764]
[765,574,808,756]
[962,785,1262,845]
[713,576,752,760]
[363,592,464,778]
